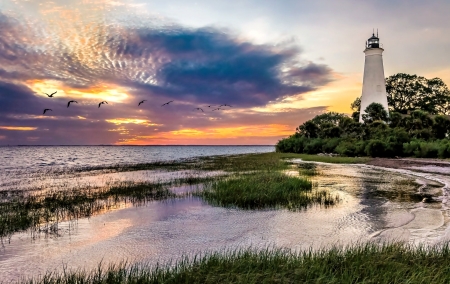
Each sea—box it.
[0,145,275,172]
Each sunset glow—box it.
[1,0,449,145]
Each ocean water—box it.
[0,145,275,172]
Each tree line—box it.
[276,73,450,158]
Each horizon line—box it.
[0,144,276,147]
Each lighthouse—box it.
[359,32,389,122]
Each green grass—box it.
[62,153,306,174]
[0,181,175,239]
[19,243,450,284]
[297,163,320,176]
[197,171,337,210]
[195,152,303,172]
[295,154,371,164]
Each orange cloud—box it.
[116,124,292,145]
[26,80,130,103]
[105,118,159,126]
[0,126,37,131]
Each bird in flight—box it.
[220,104,232,107]
[43,109,52,114]
[67,100,78,108]
[44,91,57,98]
[161,100,173,106]
[207,105,215,108]
[193,108,204,112]
[212,108,221,111]
[98,101,108,108]
[138,100,147,106]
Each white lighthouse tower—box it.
[359,32,389,122]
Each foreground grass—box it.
[20,243,450,284]
[197,171,337,210]
[295,154,371,164]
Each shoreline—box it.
[366,157,450,170]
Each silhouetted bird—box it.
[212,108,221,111]
[207,105,215,108]
[98,101,108,108]
[161,100,173,106]
[138,100,146,106]
[44,91,57,98]
[221,104,232,107]
[43,109,52,114]
[193,108,204,112]
[67,100,78,108]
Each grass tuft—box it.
[197,171,337,210]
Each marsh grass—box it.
[0,152,347,239]
[19,243,450,284]
[197,171,337,210]
[297,163,320,176]
[0,181,175,239]
[62,153,304,174]
[295,154,371,164]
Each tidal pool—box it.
[1,162,449,281]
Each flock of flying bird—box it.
[41,91,232,114]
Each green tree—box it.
[386,73,450,115]
[432,115,450,139]
[351,97,361,112]
[311,112,347,127]
[362,103,389,124]
[296,121,319,138]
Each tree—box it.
[432,115,450,139]
[386,73,450,115]
[296,121,319,138]
[362,103,389,124]
[311,112,347,127]
[351,97,361,112]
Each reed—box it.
[197,171,337,210]
[0,181,174,239]
[18,243,450,284]
[297,163,320,176]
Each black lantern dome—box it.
[366,32,380,48]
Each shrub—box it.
[438,141,450,158]
[365,139,389,157]
[304,139,324,154]
[335,140,357,156]
[322,138,341,153]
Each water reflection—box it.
[1,162,449,281]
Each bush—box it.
[322,138,341,153]
[365,139,389,157]
[414,141,440,158]
[304,139,324,154]
[438,141,450,158]
[335,140,357,156]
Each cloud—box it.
[110,26,333,107]
[0,9,333,145]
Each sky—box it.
[0,0,449,145]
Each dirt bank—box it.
[366,158,450,170]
